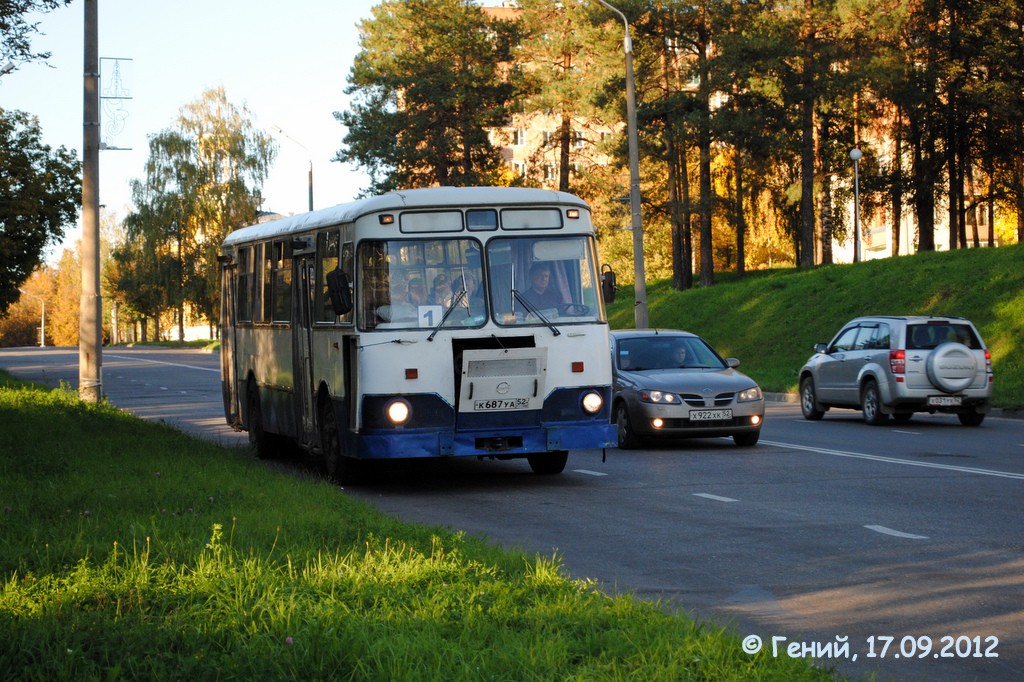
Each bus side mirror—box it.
[600,264,617,304]
[326,268,353,316]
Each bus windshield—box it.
[360,238,486,331]
[487,235,604,327]
[359,234,605,331]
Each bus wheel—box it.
[319,401,361,484]
[527,451,568,475]
[247,381,274,460]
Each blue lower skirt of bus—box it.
[342,388,614,459]
[350,421,616,460]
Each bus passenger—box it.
[454,273,484,308]
[428,273,452,307]
[377,285,416,323]
[408,277,428,306]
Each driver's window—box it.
[830,327,860,353]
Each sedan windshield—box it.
[617,337,726,371]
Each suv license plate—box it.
[689,409,732,421]
[928,395,962,407]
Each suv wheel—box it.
[861,380,888,425]
[800,377,824,421]
[957,411,985,427]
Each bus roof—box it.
[221,186,591,248]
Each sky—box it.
[1,1,515,257]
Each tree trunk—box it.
[558,112,571,193]
[799,0,816,267]
[911,112,936,252]
[697,15,714,287]
[891,109,904,255]
[735,153,746,276]
[966,162,979,247]
[680,140,694,290]
[820,174,833,265]
[817,114,832,265]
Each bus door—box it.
[220,261,240,428]
[293,252,317,446]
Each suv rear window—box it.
[906,323,981,350]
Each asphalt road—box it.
[2,346,1021,682]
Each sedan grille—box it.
[680,393,735,407]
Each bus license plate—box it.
[689,409,732,421]
[928,395,962,407]
[474,398,530,411]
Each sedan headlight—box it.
[737,386,763,402]
[639,390,680,404]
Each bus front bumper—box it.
[354,421,616,460]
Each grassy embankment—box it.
[0,373,841,680]
[607,244,1024,409]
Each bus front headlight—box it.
[581,390,604,415]
[386,398,412,426]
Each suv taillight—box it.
[889,349,905,374]
[985,349,992,373]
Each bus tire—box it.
[527,451,568,475]
[319,400,362,484]
[247,381,274,460]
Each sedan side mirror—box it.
[814,342,828,354]
[726,357,740,368]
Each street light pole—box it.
[18,289,45,347]
[271,125,314,212]
[80,0,102,402]
[850,148,863,263]
[592,0,648,329]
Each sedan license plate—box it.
[473,398,530,411]
[927,395,962,407]
[689,408,732,421]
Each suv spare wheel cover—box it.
[925,342,977,393]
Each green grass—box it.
[608,244,1024,408]
[0,377,841,681]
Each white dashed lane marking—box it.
[693,493,739,503]
[865,525,929,540]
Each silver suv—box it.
[799,316,993,426]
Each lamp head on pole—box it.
[849,148,863,163]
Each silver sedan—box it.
[610,330,765,448]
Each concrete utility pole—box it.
[80,0,102,402]
[592,0,648,329]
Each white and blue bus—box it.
[219,187,617,482]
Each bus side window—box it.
[271,240,292,323]
[262,243,274,322]
[339,241,354,324]
[236,247,252,322]
[318,231,353,321]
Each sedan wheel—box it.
[733,431,759,447]
[615,403,642,450]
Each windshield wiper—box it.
[427,289,468,342]
[512,289,561,337]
